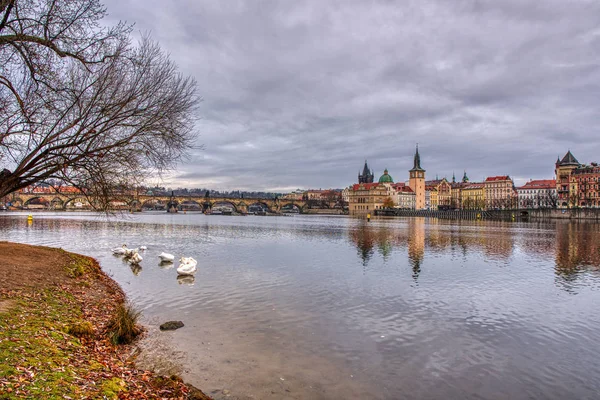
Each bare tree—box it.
[0,0,199,209]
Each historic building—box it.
[425,178,452,210]
[554,151,600,208]
[484,175,516,209]
[378,169,393,184]
[426,185,438,210]
[408,146,426,210]
[393,183,416,210]
[461,183,485,209]
[555,151,580,208]
[449,172,470,209]
[358,161,374,184]
[516,180,557,209]
[571,163,600,208]
[348,181,395,215]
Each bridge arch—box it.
[280,202,302,213]
[63,197,91,209]
[212,201,238,213]
[141,199,166,210]
[180,200,202,211]
[248,201,272,213]
[49,197,64,209]
[24,196,49,208]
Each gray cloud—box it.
[104,0,600,191]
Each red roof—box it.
[485,176,511,182]
[391,182,406,189]
[517,179,556,190]
[352,183,380,191]
[396,186,414,193]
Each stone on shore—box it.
[160,320,185,331]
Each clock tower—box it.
[409,145,426,210]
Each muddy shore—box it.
[0,241,210,399]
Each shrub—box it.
[107,303,142,345]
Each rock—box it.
[187,383,212,400]
[160,321,184,331]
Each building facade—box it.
[348,182,395,215]
[571,164,600,208]
[461,183,485,209]
[555,151,581,208]
[484,176,516,209]
[393,184,416,210]
[554,151,600,208]
[425,178,452,210]
[516,180,557,209]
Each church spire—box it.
[410,144,425,172]
[452,171,456,183]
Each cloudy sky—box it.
[104,0,600,191]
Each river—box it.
[1,212,599,399]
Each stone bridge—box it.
[7,192,318,213]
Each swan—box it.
[124,247,139,258]
[112,244,128,255]
[158,252,175,262]
[177,257,197,276]
[128,252,143,265]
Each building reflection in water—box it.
[348,218,600,290]
[554,222,600,291]
[407,218,425,281]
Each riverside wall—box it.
[375,208,600,221]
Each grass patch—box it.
[64,253,94,278]
[66,320,95,338]
[0,290,88,398]
[107,303,143,345]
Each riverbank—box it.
[0,241,210,399]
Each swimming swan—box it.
[112,244,128,255]
[128,252,143,265]
[158,252,175,262]
[177,257,197,276]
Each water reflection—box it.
[2,213,600,399]
[129,263,142,276]
[177,275,195,286]
[159,260,174,269]
[349,218,600,290]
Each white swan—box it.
[128,252,143,265]
[112,244,128,255]
[177,257,197,276]
[158,252,175,262]
[124,247,139,258]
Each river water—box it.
[1,212,600,399]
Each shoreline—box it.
[0,241,210,399]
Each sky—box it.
[103,0,600,192]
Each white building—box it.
[516,179,557,209]
[393,184,416,210]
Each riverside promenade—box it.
[375,208,600,221]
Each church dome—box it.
[378,169,394,183]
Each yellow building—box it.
[426,178,452,210]
[427,186,438,210]
[348,170,396,215]
[462,183,485,209]
[408,146,426,210]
